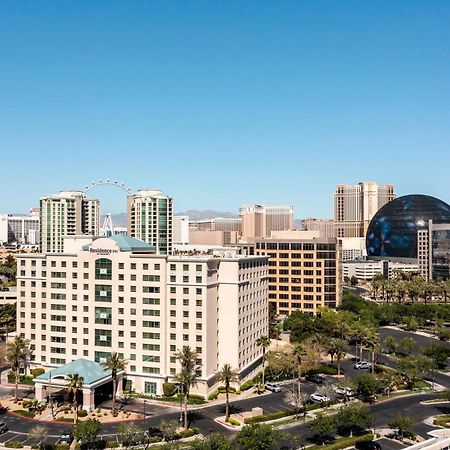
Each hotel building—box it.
[40,191,99,253]
[253,231,342,316]
[127,190,173,255]
[0,209,40,246]
[16,235,269,397]
[334,182,395,238]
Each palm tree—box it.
[174,346,201,429]
[216,364,239,422]
[5,336,31,401]
[66,373,84,423]
[351,324,370,362]
[363,331,380,374]
[256,335,271,389]
[334,339,348,377]
[101,352,127,415]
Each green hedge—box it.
[177,427,200,439]
[308,434,374,450]
[208,390,219,400]
[78,409,88,417]
[106,442,120,448]
[31,368,46,378]
[434,415,450,427]
[8,374,35,385]
[244,409,295,424]
[13,409,35,418]
[227,417,241,426]
[56,417,75,422]
[240,379,256,391]
[154,393,206,405]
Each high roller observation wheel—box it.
[84,180,133,194]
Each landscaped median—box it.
[306,433,374,450]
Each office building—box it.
[16,235,269,397]
[0,210,40,246]
[418,220,450,280]
[127,190,173,255]
[173,216,189,245]
[40,191,99,253]
[343,259,418,281]
[253,231,342,316]
[300,218,335,238]
[334,182,395,238]
[240,204,293,240]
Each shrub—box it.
[227,417,241,426]
[22,400,32,408]
[106,442,120,448]
[13,409,35,418]
[162,382,177,397]
[31,368,46,378]
[244,409,295,424]
[55,418,75,423]
[5,441,24,448]
[208,390,219,401]
[218,386,236,393]
[78,409,88,418]
[177,428,199,439]
[240,379,255,391]
[307,434,374,450]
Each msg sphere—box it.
[366,194,450,259]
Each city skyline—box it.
[1,1,450,216]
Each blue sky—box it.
[1,1,449,217]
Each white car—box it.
[310,393,330,403]
[265,383,281,393]
[353,361,372,370]
[334,386,355,397]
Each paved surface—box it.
[376,438,407,450]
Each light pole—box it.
[179,384,183,425]
[143,399,146,418]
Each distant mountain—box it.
[105,210,238,226]
[175,210,238,220]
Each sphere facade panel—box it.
[366,195,450,259]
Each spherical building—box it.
[366,194,450,260]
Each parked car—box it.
[265,383,281,393]
[0,422,8,434]
[59,431,73,445]
[355,440,382,450]
[353,361,372,370]
[310,393,330,403]
[333,386,355,397]
[305,373,325,384]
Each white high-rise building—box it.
[334,182,395,238]
[0,209,40,245]
[16,235,269,402]
[40,191,99,253]
[127,190,173,255]
[173,216,189,245]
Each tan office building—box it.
[16,235,268,397]
[127,189,173,255]
[40,191,99,253]
[254,232,342,316]
[240,204,293,240]
[334,182,395,238]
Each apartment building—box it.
[173,216,189,245]
[40,191,99,253]
[334,182,395,238]
[253,231,342,316]
[240,204,293,240]
[127,189,173,255]
[418,220,450,280]
[16,235,268,396]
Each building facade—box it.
[253,233,341,316]
[418,220,450,280]
[0,211,40,246]
[334,182,395,238]
[40,191,99,253]
[127,190,173,255]
[173,216,189,245]
[299,218,335,238]
[190,218,242,233]
[343,259,418,281]
[16,235,269,396]
[240,204,293,240]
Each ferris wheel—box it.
[84,179,132,194]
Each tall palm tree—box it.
[66,373,84,423]
[256,335,271,389]
[216,364,239,421]
[292,344,307,404]
[363,331,380,374]
[5,336,31,401]
[174,346,201,429]
[333,339,348,377]
[101,352,127,415]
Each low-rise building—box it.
[343,259,418,281]
[16,235,269,396]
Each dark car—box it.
[0,422,8,434]
[355,440,381,450]
[305,373,324,384]
[59,431,74,445]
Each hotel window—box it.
[95,259,112,280]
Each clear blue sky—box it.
[1,1,449,217]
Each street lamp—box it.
[143,399,146,418]
[179,384,184,424]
